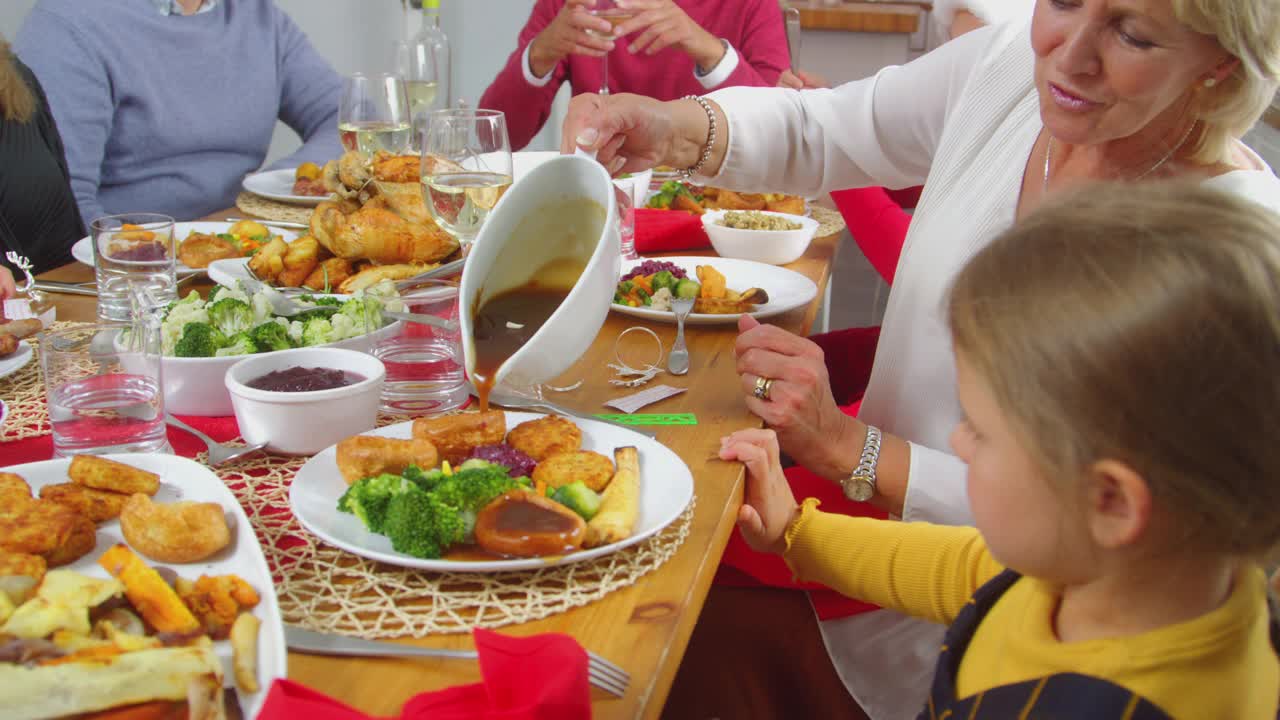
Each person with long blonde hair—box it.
[724,181,1280,718]
[0,36,81,288]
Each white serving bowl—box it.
[225,348,385,456]
[459,154,619,391]
[701,209,819,265]
[162,327,393,417]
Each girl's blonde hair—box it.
[0,38,35,123]
[1171,0,1280,164]
[948,182,1280,558]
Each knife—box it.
[33,281,97,296]
[223,217,310,230]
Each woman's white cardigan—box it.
[706,18,1280,719]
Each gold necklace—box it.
[1042,121,1197,194]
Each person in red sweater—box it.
[479,0,788,150]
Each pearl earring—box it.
[1203,77,1217,88]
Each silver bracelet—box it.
[679,95,716,180]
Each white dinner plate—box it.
[72,221,300,278]
[0,340,33,381]
[612,256,818,325]
[0,399,8,429]
[290,412,694,572]
[204,228,309,293]
[4,453,286,718]
[242,168,330,206]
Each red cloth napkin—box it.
[633,209,709,254]
[257,629,592,720]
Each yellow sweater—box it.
[784,500,1280,719]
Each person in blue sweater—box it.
[16,0,344,228]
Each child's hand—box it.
[720,429,800,555]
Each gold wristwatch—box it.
[840,425,882,502]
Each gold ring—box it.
[753,376,774,401]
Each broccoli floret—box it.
[208,297,255,336]
[383,488,469,559]
[250,322,294,353]
[174,322,227,358]
[432,465,522,515]
[298,294,342,307]
[288,307,339,324]
[215,332,257,357]
[336,473,410,534]
[551,482,604,521]
[405,466,447,491]
[651,270,677,293]
[300,317,334,347]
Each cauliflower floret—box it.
[287,319,305,345]
[648,287,674,311]
[161,296,210,355]
[329,312,359,341]
[250,292,274,324]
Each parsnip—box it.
[583,447,640,548]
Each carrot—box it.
[534,479,548,497]
[631,275,653,293]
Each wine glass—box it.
[337,73,412,156]
[420,109,513,248]
[588,0,632,95]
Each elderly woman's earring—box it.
[1203,77,1217,88]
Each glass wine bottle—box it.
[397,0,451,141]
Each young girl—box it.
[721,182,1280,719]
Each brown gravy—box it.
[471,257,584,411]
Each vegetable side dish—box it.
[646,181,805,216]
[717,210,802,231]
[613,261,769,314]
[160,281,404,358]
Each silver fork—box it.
[666,297,694,375]
[164,414,266,466]
[284,626,630,697]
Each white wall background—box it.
[4,1,1276,167]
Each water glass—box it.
[368,279,467,416]
[90,213,176,322]
[43,322,168,457]
[338,73,412,155]
[612,169,651,260]
[420,109,513,248]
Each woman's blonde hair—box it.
[1171,0,1280,164]
[948,182,1280,558]
[0,38,35,123]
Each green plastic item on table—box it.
[594,413,697,426]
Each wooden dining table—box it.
[33,208,840,719]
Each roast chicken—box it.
[311,151,460,266]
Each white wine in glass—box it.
[587,0,633,94]
[338,120,414,155]
[420,109,513,246]
[423,171,513,240]
[337,73,412,155]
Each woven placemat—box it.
[215,448,693,638]
[811,205,846,238]
[1,326,52,441]
[2,347,692,637]
[236,191,317,225]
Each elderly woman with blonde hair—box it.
[0,36,82,294]
[563,0,1280,717]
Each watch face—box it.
[844,478,874,503]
